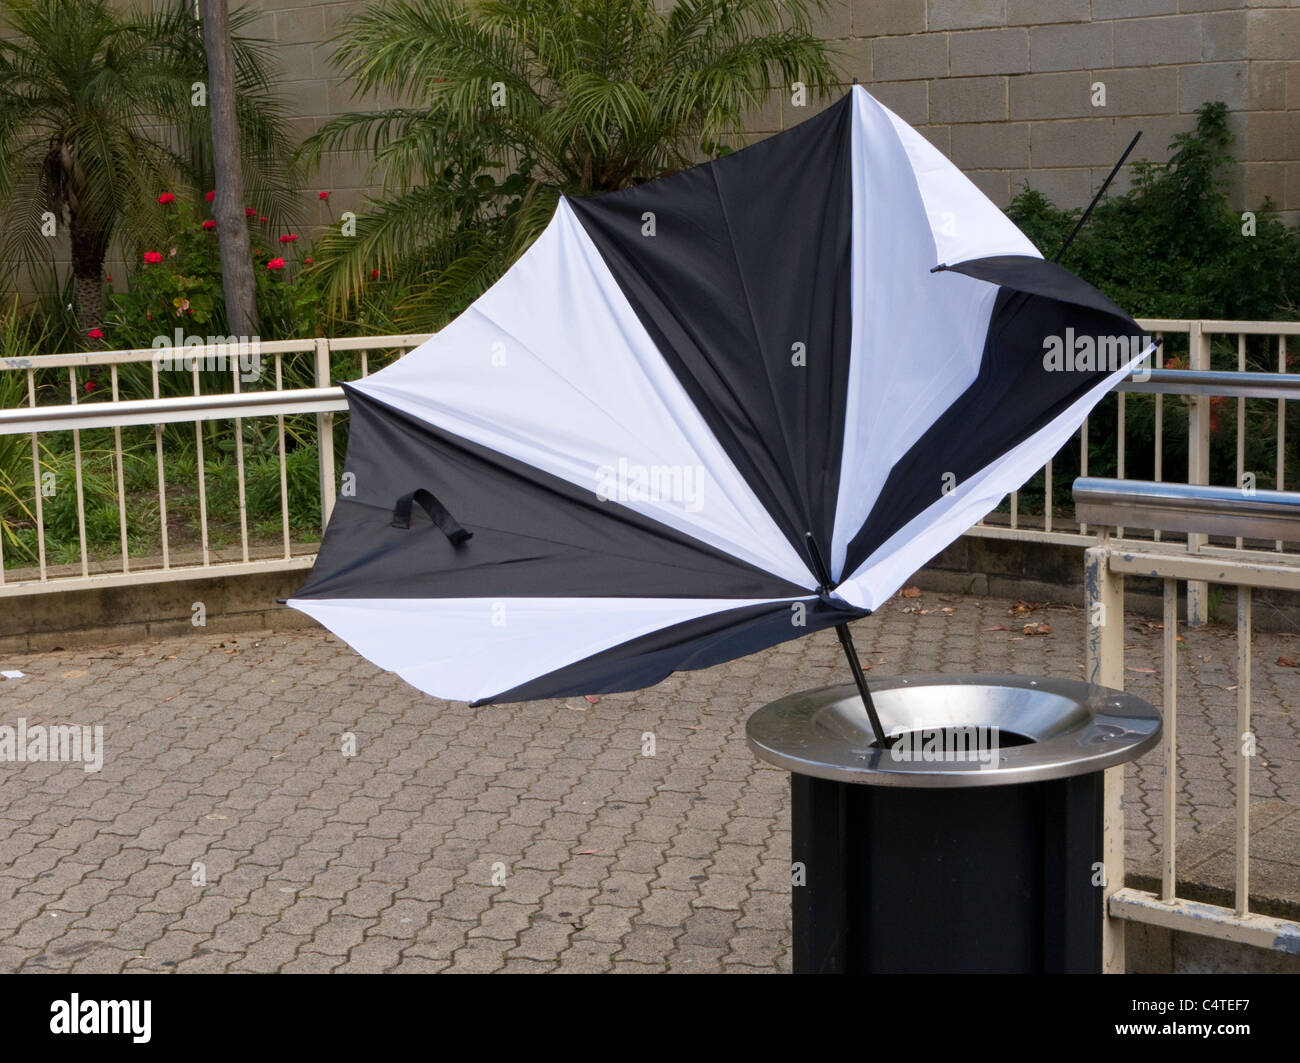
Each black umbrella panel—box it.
[288,86,1150,728]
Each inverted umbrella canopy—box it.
[288,86,1148,708]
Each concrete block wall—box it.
[738,0,1299,223]
[4,1,1298,297]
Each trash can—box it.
[746,673,1161,974]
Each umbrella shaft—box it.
[835,622,887,747]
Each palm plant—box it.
[302,0,841,329]
[0,0,298,331]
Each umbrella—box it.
[287,86,1149,745]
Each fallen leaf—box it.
[940,607,956,615]
[584,694,600,704]
[984,624,1011,632]
[563,703,586,711]
[1037,623,1052,636]
[1278,655,1298,668]
[575,848,600,855]
[901,586,922,598]
[1127,666,1157,674]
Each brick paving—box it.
[0,590,1297,973]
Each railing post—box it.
[314,338,338,531]
[1085,542,1126,973]
[1185,321,1210,626]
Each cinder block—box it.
[1176,0,1249,11]
[851,0,925,37]
[806,0,852,41]
[1179,62,1247,113]
[1241,162,1287,210]
[1242,111,1299,163]
[273,43,319,83]
[916,125,951,156]
[1248,63,1287,111]
[274,8,327,46]
[1091,0,1176,17]
[1113,16,1204,68]
[1081,67,1179,117]
[1246,9,1300,63]
[1030,118,1113,169]
[929,75,1007,124]
[1009,71,1094,120]
[950,121,1028,169]
[869,80,928,125]
[1201,10,1247,61]
[1112,115,1197,166]
[949,28,1027,77]
[967,169,1011,206]
[282,79,335,119]
[1008,166,1104,210]
[1288,62,1300,112]
[835,36,872,85]
[872,33,949,82]
[1029,22,1114,73]
[1006,0,1088,26]
[925,0,1005,32]
[322,2,363,36]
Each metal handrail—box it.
[0,387,346,435]
[1073,477,1300,542]
[1121,368,1300,400]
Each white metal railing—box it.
[1,320,1297,598]
[1077,477,1300,970]
[977,318,1294,545]
[0,334,430,595]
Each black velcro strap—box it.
[391,489,472,546]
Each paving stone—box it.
[0,599,1294,972]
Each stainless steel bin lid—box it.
[746,673,1161,788]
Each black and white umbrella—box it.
[288,87,1148,734]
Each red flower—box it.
[157,192,175,205]
[279,233,299,243]
[205,190,216,202]
[253,248,261,256]
[144,251,163,264]
[259,216,267,222]
[304,258,313,265]
[318,191,330,201]
[370,269,380,280]
[104,275,111,282]
[267,257,286,271]
[85,380,97,393]
[245,207,256,217]
[87,328,103,339]
[202,219,217,230]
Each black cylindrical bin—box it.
[746,673,1161,974]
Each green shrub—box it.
[1008,102,1300,321]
